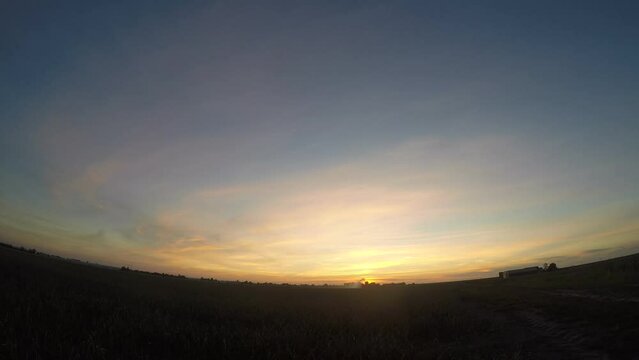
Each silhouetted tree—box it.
[547,263,557,271]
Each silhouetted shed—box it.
[499,266,541,279]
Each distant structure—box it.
[499,266,542,279]
[343,282,361,288]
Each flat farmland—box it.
[1,245,638,359]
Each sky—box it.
[1,0,639,284]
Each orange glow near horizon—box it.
[2,1,639,285]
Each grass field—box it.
[1,244,638,359]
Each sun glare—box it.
[360,277,378,285]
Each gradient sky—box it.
[2,0,639,283]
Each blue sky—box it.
[1,0,639,283]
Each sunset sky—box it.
[2,1,639,283]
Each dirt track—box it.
[517,310,608,360]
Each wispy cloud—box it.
[18,135,629,283]
[3,0,639,284]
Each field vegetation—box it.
[1,243,638,359]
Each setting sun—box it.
[3,1,639,358]
[2,0,638,286]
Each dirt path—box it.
[516,310,609,360]
[549,289,639,303]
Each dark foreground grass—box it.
[1,245,638,359]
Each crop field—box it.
[1,244,638,359]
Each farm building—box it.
[499,266,542,279]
